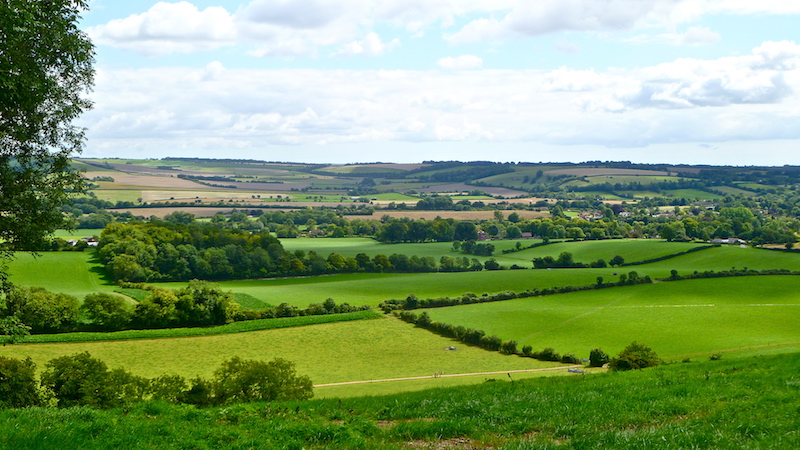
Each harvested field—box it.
[109,206,304,218]
[345,210,549,220]
[419,183,529,197]
[141,190,294,202]
[547,168,671,176]
[94,173,212,189]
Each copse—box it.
[1,286,79,333]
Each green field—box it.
[5,251,113,299]
[663,189,719,200]
[0,317,557,385]
[9,243,800,310]
[423,276,800,359]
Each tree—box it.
[82,293,134,330]
[211,357,313,404]
[589,348,609,367]
[0,356,42,408]
[608,342,661,371]
[0,0,94,285]
[2,286,79,333]
[609,255,625,267]
[40,352,144,408]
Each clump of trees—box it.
[0,352,312,409]
[608,342,661,371]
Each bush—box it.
[2,286,79,333]
[538,347,560,362]
[608,342,661,371]
[211,357,313,405]
[589,348,610,367]
[40,352,145,408]
[500,340,518,355]
[521,345,533,357]
[82,293,134,330]
[0,356,42,408]
[561,354,580,364]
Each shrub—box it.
[561,354,580,364]
[211,357,313,405]
[500,340,518,355]
[608,342,661,371]
[82,293,134,330]
[40,352,144,408]
[538,347,561,362]
[0,356,42,408]
[479,335,502,352]
[521,345,533,357]
[589,348,610,367]
[2,286,79,333]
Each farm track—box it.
[314,364,583,387]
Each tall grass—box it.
[0,352,797,449]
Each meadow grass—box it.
[5,251,113,299]
[0,316,557,383]
[423,275,800,359]
[0,351,797,449]
[663,189,719,200]
[11,310,382,345]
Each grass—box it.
[0,351,798,448]
[422,275,800,359]
[1,316,557,383]
[12,310,382,345]
[5,251,113,299]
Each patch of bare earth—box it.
[405,438,482,449]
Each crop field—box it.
[423,276,800,359]
[546,168,671,177]
[568,175,678,185]
[0,317,557,385]
[663,189,719,200]
[712,185,757,196]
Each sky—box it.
[77,0,800,165]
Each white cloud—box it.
[334,33,400,57]
[81,40,800,157]
[87,2,237,56]
[437,55,484,70]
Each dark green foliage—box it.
[609,255,625,267]
[40,352,144,409]
[589,348,610,367]
[210,357,313,405]
[0,357,41,408]
[1,286,79,333]
[0,316,30,345]
[0,0,93,260]
[536,347,561,362]
[608,342,661,371]
[500,340,518,355]
[81,293,133,330]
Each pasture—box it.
[0,316,557,385]
[422,276,800,359]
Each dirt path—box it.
[314,365,584,387]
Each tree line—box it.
[0,352,311,409]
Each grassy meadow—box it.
[1,351,798,449]
[0,316,558,386]
[423,275,800,359]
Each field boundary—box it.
[314,364,583,387]
[15,310,384,344]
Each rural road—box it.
[314,365,585,387]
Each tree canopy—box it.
[0,0,94,281]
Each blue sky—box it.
[78,1,800,165]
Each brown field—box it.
[324,163,430,171]
[547,168,671,176]
[109,207,305,218]
[345,210,549,221]
[419,183,529,197]
[94,173,213,190]
[141,190,295,202]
